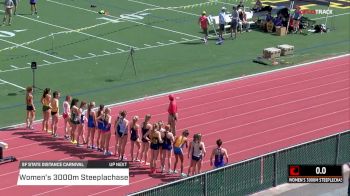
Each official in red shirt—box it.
[198,11,209,43]
[167,94,178,136]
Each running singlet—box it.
[141,125,150,142]
[42,97,50,112]
[130,126,138,141]
[191,142,203,161]
[51,99,58,113]
[174,136,185,148]
[214,147,225,168]
[63,101,70,118]
[103,118,111,132]
[70,109,80,125]
[116,117,127,136]
[162,132,172,150]
[87,112,95,128]
[151,132,159,145]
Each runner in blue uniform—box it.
[160,125,174,174]
[210,139,229,169]
[86,102,96,149]
[114,110,129,160]
[96,105,105,152]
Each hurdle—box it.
[0,142,16,165]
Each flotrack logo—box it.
[301,9,333,15]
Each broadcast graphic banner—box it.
[17,161,129,186]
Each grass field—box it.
[0,0,349,127]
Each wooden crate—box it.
[277,44,294,56]
[276,26,287,36]
[263,47,281,59]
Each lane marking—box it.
[0,78,25,90]
[0,38,67,61]
[9,65,18,69]
[42,60,51,64]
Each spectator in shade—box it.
[167,94,178,136]
[274,14,283,27]
[210,139,229,169]
[252,0,263,12]
[239,9,251,32]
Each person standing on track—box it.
[86,102,96,149]
[2,0,14,26]
[129,116,141,162]
[96,105,105,152]
[145,123,163,174]
[101,107,112,156]
[70,98,80,144]
[173,129,189,177]
[63,96,72,140]
[198,11,209,43]
[160,124,174,174]
[139,114,152,165]
[168,94,178,136]
[41,88,51,133]
[76,101,87,147]
[25,86,35,130]
[50,91,60,138]
[115,110,129,160]
[188,133,206,176]
[210,139,229,169]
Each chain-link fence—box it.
[129,130,350,196]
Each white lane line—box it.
[116,48,125,52]
[144,44,152,47]
[42,60,51,64]
[46,0,201,39]
[0,10,135,49]
[9,65,18,69]
[0,78,25,90]
[0,38,67,61]
[127,0,199,17]
[88,53,96,56]
[103,50,112,54]
[73,55,82,59]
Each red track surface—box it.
[0,56,349,196]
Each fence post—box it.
[273,152,277,187]
[204,172,208,196]
[335,133,341,164]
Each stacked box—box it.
[263,47,281,59]
[276,26,287,36]
[277,44,294,56]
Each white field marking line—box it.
[7,94,347,152]
[0,22,112,53]
[9,65,18,69]
[1,54,348,135]
[143,44,152,47]
[181,37,190,41]
[314,12,350,20]
[0,37,200,73]
[47,0,202,39]
[88,53,96,56]
[42,60,51,64]
[156,42,164,45]
[103,50,112,54]
[26,63,31,65]
[73,55,82,59]
[127,0,199,17]
[0,38,67,61]
[0,82,5,85]
[0,78,25,90]
[169,40,177,43]
[0,10,135,49]
[88,121,350,196]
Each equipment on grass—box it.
[120,47,137,78]
[0,142,16,165]
[31,62,43,93]
[277,44,294,56]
